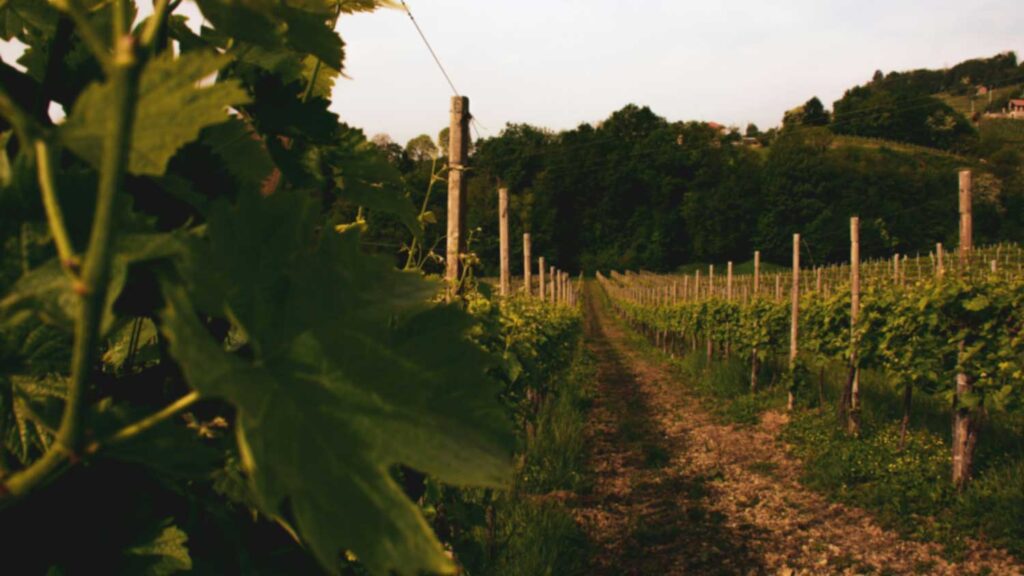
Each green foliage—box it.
[160,188,512,575]
[0,2,530,574]
[61,51,250,176]
[785,412,954,534]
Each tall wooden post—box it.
[446,96,470,298]
[752,251,761,392]
[788,234,800,411]
[726,262,734,357]
[816,267,822,293]
[523,234,532,297]
[753,251,761,296]
[959,170,973,275]
[846,217,862,433]
[707,265,715,361]
[498,187,510,296]
[937,243,945,278]
[953,170,976,489]
[539,257,546,303]
[549,266,556,303]
[727,261,734,300]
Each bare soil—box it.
[570,284,1022,576]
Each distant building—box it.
[706,122,727,133]
[976,86,989,96]
[1010,99,1024,118]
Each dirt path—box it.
[571,284,1022,576]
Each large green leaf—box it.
[195,0,345,70]
[60,51,250,176]
[160,189,512,575]
[0,232,185,335]
[0,0,58,40]
[201,118,276,194]
[328,131,421,237]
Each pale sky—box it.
[2,1,1022,145]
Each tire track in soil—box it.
[571,283,1023,576]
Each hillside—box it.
[824,52,1023,153]
[939,83,1024,118]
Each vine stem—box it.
[34,140,80,273]
[140,0,172,48]
[0,85,40,145]
[0,36,142,503]
[86,391,201,455]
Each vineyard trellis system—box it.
[598,170,1024,490]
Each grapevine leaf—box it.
[60,51,250,176]
[0,233,185,335]
[329,140,421,237]
[963,295,990,312]
[122,521,193,576]
[160,189,513,575]
[195,0,345,70]
[201,118,276,194]
[0,0,58,39]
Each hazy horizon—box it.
[2,1,1022,145]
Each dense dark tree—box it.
[361,52,1024,276]
[405,134,438,162]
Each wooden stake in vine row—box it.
[726,261,733,358]
[498,187,510,297]
[446,96,470,299]
[523,233,532,297]
[549,265,556,302]
[953,170,976,490]
[707,264,715,361]
[751,250,761,393]
[539,257,546,302]
[844,217,862,435]
[788,234,800,411]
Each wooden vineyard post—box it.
[937,243,945,278]
[754,251,761,296]
[549,266,556,303]
[523,234,532,297]
[726,261,733,358]
[707,265,715,362]
[498,187,510,296]
[752,250,761,393]
[816,267,822,293]
[775,274,781,302]
[788,234,800,411]
[693,270,701,352]
[554,270,560,304]
[539,257,546,303]
[953,170,977,490]
[845,217,862,434]
[446,96,470,299]
[959,170,973,276]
